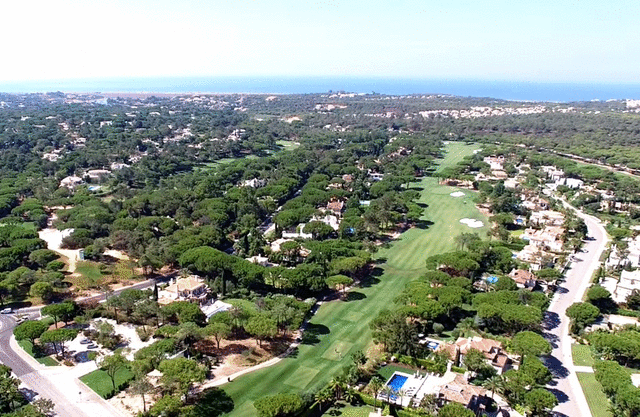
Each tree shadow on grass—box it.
[359,274,381,288]
[414,220,434,230]
[301,323,330,345]
[345,291,366,302]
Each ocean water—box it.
[3,76,640,103]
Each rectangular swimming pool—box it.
[386,373,409,396]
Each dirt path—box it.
[38,226,81,273]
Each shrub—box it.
[136,326,153,342]
[253,392,304,417]
[46,260,66,271]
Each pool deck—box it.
[383,369,458,407]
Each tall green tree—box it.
[98,352,130,393]
[244,314,277,347]
[13,320,48,345]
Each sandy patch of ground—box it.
[450,191,465,197]
[104,249,130,261]
[90,319,156,359]
[109,389,162,416]
[460,218,484,228]
[38,227,81,273]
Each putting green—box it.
[322,341,355,361]
[222,142,486,416]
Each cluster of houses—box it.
[602,232,640,304]
[59,169,113,190]
[384,336,518,413]
[516,203,567,271]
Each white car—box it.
[0,308,12,314]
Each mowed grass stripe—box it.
[222,142,484,416]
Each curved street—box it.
[0,205,611,417]
[544,202,609,417]
[0,314,90,417]
[0,278,161,416]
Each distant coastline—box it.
[3,76,640,103]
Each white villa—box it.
[522,226,565,252]
[158,275,209,305]
[60,175,84,189]
[606,236,640,269]
[602,269,640,304]
[529,210,565,227]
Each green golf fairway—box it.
[223,142,487,416]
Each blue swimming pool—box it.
[387,373,408,395]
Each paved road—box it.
[0,278,164,416]
[0,314,89,417]
[544,204,608,417]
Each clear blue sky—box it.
[2,0,638,83]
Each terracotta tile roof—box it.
[166,276,206,293]
[441,337,503,362]
[509,269,536,284]
[455,337,502,355]
[493,353,510,368]
[327,200,345,212]
[439,374,487,406]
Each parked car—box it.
[80,339,91,345]
[0,308,12,314]
[87,344,98,349]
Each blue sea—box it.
[3,76,640,103]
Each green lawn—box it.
[323,404,375,416]
[226,298,259,314]
[222,142,485,416]
[572,344,595,367]
[17,340,59,366]
[74,261,104,284]
[195,155,259,171]
[80,367,135,398]
[276,140,300,151]
[576,372,612,417]
[377,364,415,381]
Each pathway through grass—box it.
[222,142,486,416]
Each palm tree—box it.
[344,388,357,405]
[418,394,438,414]
[328,377,345,400]
[382,385,393,405]
[368,377,383,410]
[315,388,333,413]
[456,317,477,337]
[483,375,504,400]
[397,388,407,407]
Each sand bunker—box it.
[450,191,465,198]
[460,218,484,228]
